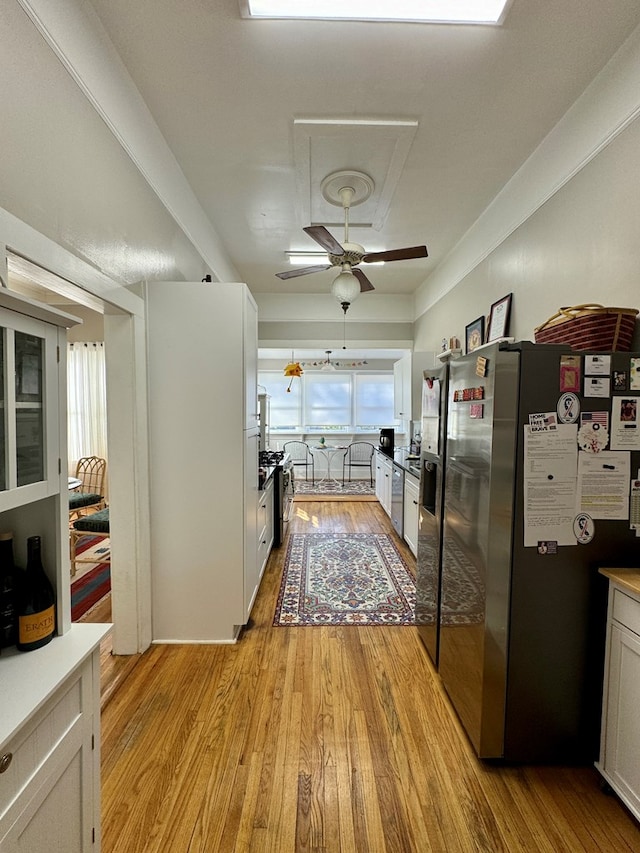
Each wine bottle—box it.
[0,532,18,648]
[17,535,56,652]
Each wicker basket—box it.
[534,304,638,352]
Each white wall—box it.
[413,113,640,353]
[413,25,640,353]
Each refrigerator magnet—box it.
[577,422,609,453]
[557,392,580,424]
[560,355,581,392]
[613,370,628,391]
[573,513,595,544]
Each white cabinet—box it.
[596,573,640,823]
[256,476,274,583]
[146,281,260,642]
[393,354,412,420]
[0,625,108,853]
[393,351,435,422]
[403,473,420,557]
[375,452,392,516]
[0,293,106,852]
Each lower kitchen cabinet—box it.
[596,570,640,823]
[0,625,109,852]
[375,452,392,516]
[403,472,420,557]
[257,476,274,583]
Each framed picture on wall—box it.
[465,317,485,354]
[487,293,513,342]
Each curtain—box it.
[67,342,108,468]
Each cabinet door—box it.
[403,477,420,557]
[601,621,640,818]
[393,355,411,420]
[0,309,59,511]
[244,293,258,430]
[244,429,260,617]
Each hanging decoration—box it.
[299,356,369,368]
[283,352,303,392]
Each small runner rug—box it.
[71,535,111,621]
[274,532,415,626]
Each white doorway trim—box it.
[1,207,152,655]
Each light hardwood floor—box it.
[99,500,640,852]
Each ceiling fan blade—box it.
[303,225,345,256]
[275,264,331,280]
[362,245,428,263]
[352,267,375,293]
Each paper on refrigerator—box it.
[523,424,578,546]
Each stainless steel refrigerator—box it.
[439,341,640,762]
[416,362,450,666]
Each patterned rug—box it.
[71,535,111,620]
[294,479,375,497]
[274,533,416,626]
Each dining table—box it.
[310,444,348,486]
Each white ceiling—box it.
[81,0,640,302]
[8,0,640,368]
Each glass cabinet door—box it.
[15,331,45,486]
[0,308,58,500]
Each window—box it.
[258,370,395,433]
[354,374,394,429]
[262,371,301,430]
[304,373,351,429]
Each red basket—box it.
[534,304,638,352]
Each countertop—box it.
[598,568,640,597]
[377,447,422,479]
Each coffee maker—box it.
[379,428,394,457]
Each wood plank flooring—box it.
[100,499,640,852]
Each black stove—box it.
[259,450,285,466]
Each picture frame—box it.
[487,293,513,342]
[465,316,485,354]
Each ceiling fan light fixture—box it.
[332,269,360,307]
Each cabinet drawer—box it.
[0,670,83,818]
[612,587,640,637]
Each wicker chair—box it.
[70,507,110,577]
[342,442,375,486]
[283,440,315,484]
[69,455,107,521]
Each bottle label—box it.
[18,606,55,644]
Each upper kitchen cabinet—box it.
[244,295,258,430]
[394,351,435,423]
[0,287,80,634]
[146,281,260,642]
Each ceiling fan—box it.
[275,170,428,312]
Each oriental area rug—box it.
[293,479,376,500]
[274,533,416,626]
[71,536,111,621]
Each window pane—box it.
[355,374,395,428]
[304,374,351,427]
[258,371,301,430]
